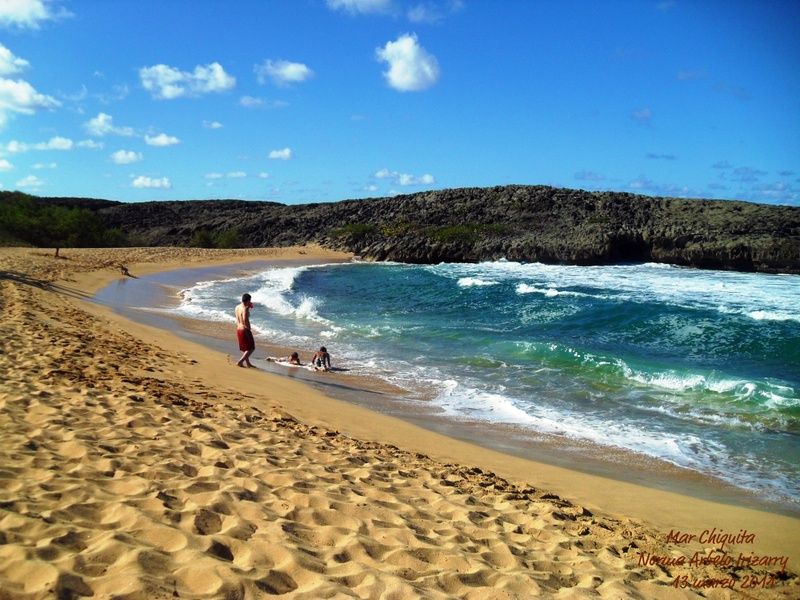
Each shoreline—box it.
[2,246,798,599]
[97,255,799,520]
[78,251,800,549]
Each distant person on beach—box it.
[235,293,255,368]
[311,346,331,371]
[267,352,302,366]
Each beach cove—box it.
[1,246,799,599]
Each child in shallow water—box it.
[311,346,331,371]
[266,351,302,365]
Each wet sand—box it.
[1,246,798,599]
[96,259,797,519]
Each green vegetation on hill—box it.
[0,191,128,251]
[2,186,798,273]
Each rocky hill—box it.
[6,186,800,273]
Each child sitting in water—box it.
[267,351,302,366]
[311,346,331,371]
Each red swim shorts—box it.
[237,329,255,352]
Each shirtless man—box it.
[235,293,255,368]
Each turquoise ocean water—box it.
[173,261,800,506]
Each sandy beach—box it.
[1,246,798,599]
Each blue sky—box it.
[0,0,798,205]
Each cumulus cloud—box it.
[139,62,235,100]
[376,33,440,92]
[203,120,223,129]
[111,149,142,164]
[257,172,269,179]
[77,139,103,149]
[84,112,134,137]
[0,44,29,75]
[0,158,13,171]
[132,175,171,189]
[0,44,60,128]
[326,0,392,15]
[32,162,56,169]
[16,174,42,188]
[269,147,292,160]
[145,133,180,146]
[5,136,72,153]
[0,77,60,128]
[374,168,434,186]
[0,0,70,29]
[255,59,313,86]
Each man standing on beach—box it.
[235,293,255,368]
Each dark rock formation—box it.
[13,186,800,273]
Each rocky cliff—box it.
[91,186,799,274]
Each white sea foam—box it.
[430,260,800,322]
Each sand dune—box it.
[0,247,797,599]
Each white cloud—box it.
[5,136,72,153]
[0,158,12,170]
[111,149,142,164]
[43,136,71,150]
[403,173,434,185]
[145,132,180,146]
[374,167,435,186]
[203,119,223,129]
[132,175,171,189]
[364,184,378,192]
[255,59,314,86]
[227,171,246,178]
[0,77,60,128]
[84,112,135,136]
[407,3,443,23]
[32,162,56,169]
[16,174,42,188]
[77,139,103,149]
[257,172,269,179]
[205,172,223,179]
[0,44,29,75]
[376,33,440,92]
[326,0,392,14]
[139,62,235,100]
[269,147,292,160]
[0,0,69,29]
[240,95,265,108]
[239,95,288,109]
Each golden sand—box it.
[1,246,798,599]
